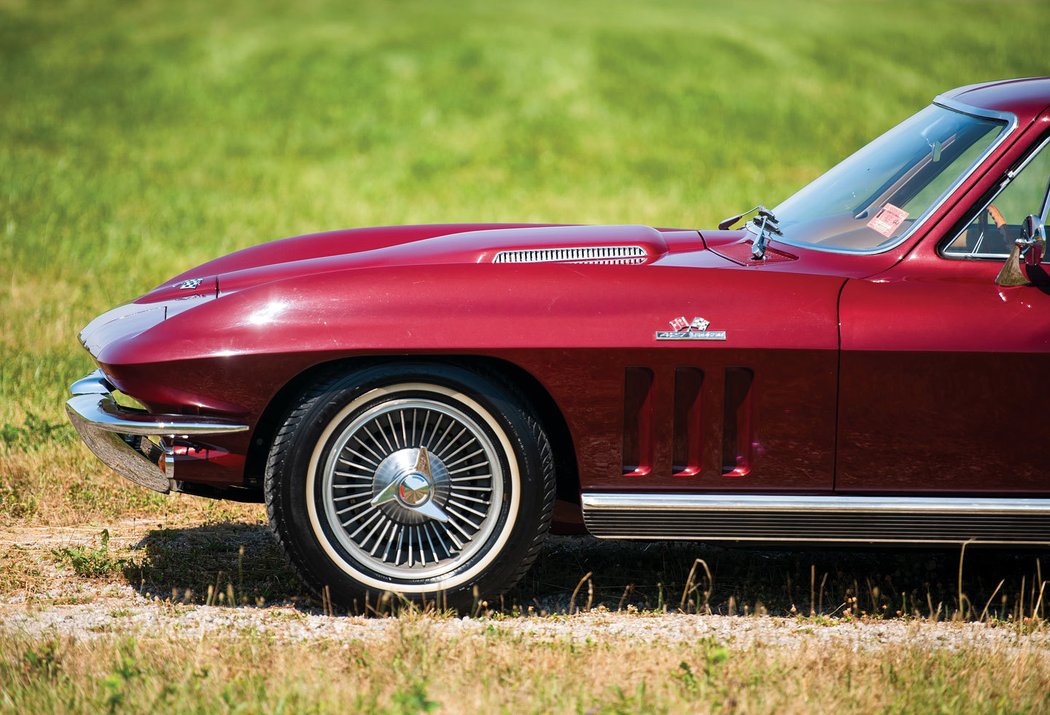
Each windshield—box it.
[766,104,1008,252]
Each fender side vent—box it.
[721,367,754,477]
[493,245,647,264]
[621,367,655,477]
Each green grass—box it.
[1,0,1048,435]
[52,529,133,579]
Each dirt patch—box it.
[2,518,1049,652]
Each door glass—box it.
[943,138,1050,259]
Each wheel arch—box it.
[244,355,580,506]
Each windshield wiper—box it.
[718,205,764,230]
[717,205,782,259]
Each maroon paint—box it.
[76,79,1050,515]
[837,87,1050,495]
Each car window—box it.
[769,105,1008,253]
[901,138,994,217]
[943,137,1050,259]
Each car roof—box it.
[938,77,1050,125]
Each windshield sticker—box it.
[867,204,909,238]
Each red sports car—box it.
[67,77,1050,608]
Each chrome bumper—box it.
[65,370,249,493]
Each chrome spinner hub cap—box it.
[369,447,452,525]
[398,473,431,506]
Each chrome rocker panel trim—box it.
[581,492,1050,545]
[65,370,249,494]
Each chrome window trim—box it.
[763,97,1020,257]
[940,135,1050,260]
[944,252,1022,260]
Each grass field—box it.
[3,0,1049,441]
[2,0,1050,711]
[2,625,1048,714]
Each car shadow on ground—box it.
[125,523,304,608]
[126,523,1050,619]
[511,537,1050,619]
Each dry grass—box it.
[0,442,262,526]
[3,515,1050,713]
[1,623,1049,714]
[2,517,1049,626]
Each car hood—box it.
[146,223,702,300]
[85,221,855,384]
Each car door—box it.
[837,133,1050,495]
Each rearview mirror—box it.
[995,215,1047,287]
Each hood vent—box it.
[493,245,647,265]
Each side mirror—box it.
[995,215,1046,287]
[1021,215,1046,266]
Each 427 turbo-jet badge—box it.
[655,315,727,341]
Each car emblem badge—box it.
[655,315,726,341]
[175,278,204,290]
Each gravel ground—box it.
[2,520,1049,652]
[2,597,1049,653]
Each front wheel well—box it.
[243,356,580,504]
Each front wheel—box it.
[264,363,555,610]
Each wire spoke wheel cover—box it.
[304,382,522,593]
[318,397,505,580]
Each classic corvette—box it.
[67,77,1050,607]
